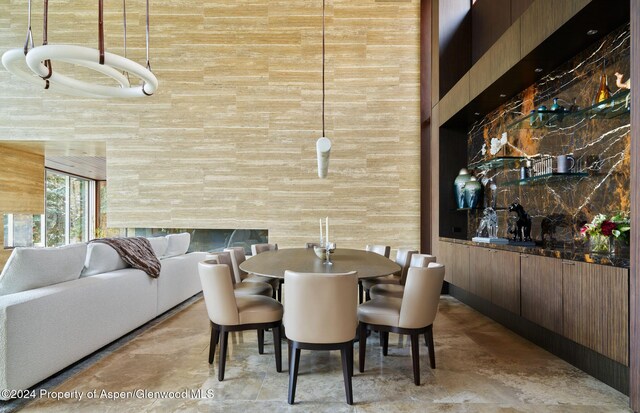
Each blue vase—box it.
[454,168,471,209]
[464,176,482,209]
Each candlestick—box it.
[326,216,329,245]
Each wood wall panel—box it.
[0,144,45,268]
[630,0,639,408]
[0,0,421,251]
[438,73,470,126]
[520,254,563,334]
[491,249,520,314]
[563,261,628,366]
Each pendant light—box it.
[2,0,158,98]
[316,0,332,178]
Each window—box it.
[45,170,96,247]
[3,214,43,248]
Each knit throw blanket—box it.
[91,237,161,278]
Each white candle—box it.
[326,216,329,245]
[319,218,324,245]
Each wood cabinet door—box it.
[451,244,470,291]
[563,261,629,365]
[520,254,563,333]
[438,241,454,283]
[469,246,492,300]
[490,250,521,314]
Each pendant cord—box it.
[322,0,325,137]
[123,0,130,82]
[98,0,105,64]
[23,0,33,55]
[145,0,151,71]
[42,0,52,84]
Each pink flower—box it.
[580,226,588,235]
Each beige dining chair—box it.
[207,252,273,298]
[198,261,283,381]
[369,254,437,299]
[284,270,358,405]
[358,263,445,385]
[361,248,417,301]
[358,245,391,302]
[250,243,282,301]
[225,247,279,299]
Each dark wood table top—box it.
[240,248,401,279]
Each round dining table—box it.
[239,247,401,279]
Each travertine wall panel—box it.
[0,0,421,250]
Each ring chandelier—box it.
[1,0,158,98]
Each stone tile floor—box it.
[11,296,632,412]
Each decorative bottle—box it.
[595,72,610,105]
[453,168,471,209]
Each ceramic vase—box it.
[454,168,471,209]
[464,176,482,209]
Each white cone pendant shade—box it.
[316,137,332,178]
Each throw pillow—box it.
[81,242,129,277]
[164,233,191,258]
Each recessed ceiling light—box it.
[587,29,598,36]
[474,112,481,116]
[534,68,543,73]
[499,94,507,98]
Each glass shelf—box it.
[507,89,630,130]
[468,156,525,170]
[503,172,589,186]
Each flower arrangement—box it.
[581,213,631,241]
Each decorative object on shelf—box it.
[594,61,611,107]
[614,72,631,109]
[315,0,331,178]
[520,160,531,180]
[581,212,630,255]
[2,0,158,98]
[463,176,482,210]
[550,97,566,121]
[454,168,471,209]
[489,132,508,155]
[537,105,547,123]
[508,202,533,243]
[472,207,508,244]
[531,155,553,177]
[528,110,536,126]
[556,154,575,173]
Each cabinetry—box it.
[520,254,563,334]
[466,246,520,313]
[438,241,469,290]
[563,261,629,365]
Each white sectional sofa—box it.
[0,233,206,398]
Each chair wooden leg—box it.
[278,281,283,302]
[358,281,364,304]
[348,340,354,378]
[209,325,219,364]
[258,329,265,354]
[288,343,301,404]
[410,333,420,386]
[358,322,367,373]
[273,324,282,372]
[427,325,436,369]
[287,339,292,371]
[340,345,354,405]
[218,330,229,381]
[382,331,389,356]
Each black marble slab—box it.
[440,236,630,269]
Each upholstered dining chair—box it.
[357,245,391,302]
[198,261,283,381]
[358,263,445,385]
[250,243,282,301]
[225,247,279,299]
[284,270,358,405]
[207,252,273,298]
[369,254,437,299]
[361,248,417,301]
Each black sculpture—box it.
[508,202,532,242]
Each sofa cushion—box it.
[164,233,191,258]
[147,237,168,258]
[0,243,87,296]
[81,242,128,277]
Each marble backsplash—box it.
[466,24,631,249]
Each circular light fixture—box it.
[2,48,128,98]
[499,93,507,98]
[26,45,158,98]
[534,67,543,73]
[587,29,598,36]
[474,112,481,116]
